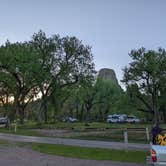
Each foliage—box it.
[62,78,123,122]
[93,78,122,120]
[0,30,96,123]
[31,31,96,122]
[122,48,166,124]
[0,42,41,123]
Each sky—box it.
[0,0,166,86]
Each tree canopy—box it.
[122,47,166,124]
[0,30,96,123]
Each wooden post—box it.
[146,127,150,141]
[14,123,17,133]
[124,130,128,151]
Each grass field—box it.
[32,143,148,163]
[17,121,155,130]
[0,127,41,136]
[0,139,149,163]
[70,130,149,143]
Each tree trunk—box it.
[43,100,48,123]
[9,105,17,122]
[40,97,48,123]
[76,103,79,119]
[163,109,166,123]
[85,106,91,122]
[79,104,84,121]
[11,100,19,122]
[18,106,25,124]
[160,105,166,123]
[98,107,103,121]
[152,88,159,125]
[50,95,57,122]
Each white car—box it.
[107,115,120,123]
[118,114,127,123]
[146,142,166,165]
[63,117,78,122]
[107,114,127,123]
[68,117,78,122]
[126,116,140,123]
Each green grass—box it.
[70,129,150,143]
[48,122,152,131]
[1,121,161,131]
[0,139,149,163]
[14,121,156,131]
[70,131,124,142]
[0,140,11,146]
[0,127,41,137]
[32,143,148,163]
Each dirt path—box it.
[0,146,145,166]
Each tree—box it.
[0,41,41,123]
[122,48,166,124]
[66,78,122,122]
[93,78,122,120]
[31,30,96,122]
[0,30,96,123]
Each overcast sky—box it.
[0,0,166,85]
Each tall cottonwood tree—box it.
[0,41,41,123]
[122,48,166,124]
[0,31,95,123]
[31,31,96,122]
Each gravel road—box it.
[0,133,150,151]
[0,146,145,166]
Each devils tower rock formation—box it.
[98,68,119,85]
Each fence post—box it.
[124,129,128,151]
[146,127,150,141]
[14,122,17,133]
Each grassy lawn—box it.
[0,127,41,137]
[0,140,11,146]
[70,130,124,142]
[32,143,148,163]
[70,130,149,143]
[40,122,153,130]
[0,140,149,163]
[0,120,161,131]
[12,121,156,131]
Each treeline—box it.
[0,30,96,124]
[0,31,166,124]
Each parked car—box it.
[107,114,120,123]
[0,117,10,127]
[107,114,127,123]
[118,114,127,123]
[62,117,78,123]
[126,116,140,123]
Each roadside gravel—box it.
[0,146,145,166]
